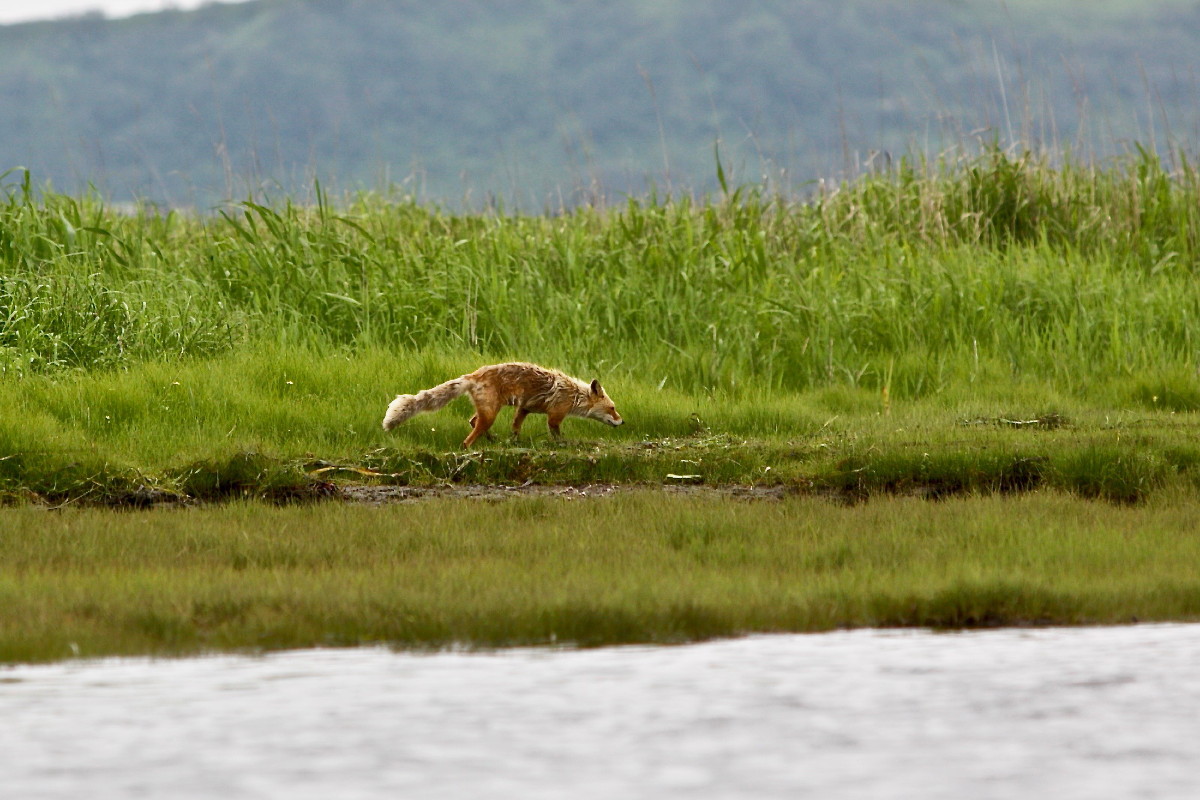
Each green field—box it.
[4,148,1200,502]
[4,354,1200,504]
[4,491,1200,664]
[4,148,1200,662]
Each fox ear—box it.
[590,379,602,395]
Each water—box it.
[3,625,1200,799]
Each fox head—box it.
[587,379,624,426]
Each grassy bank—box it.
[5,149,1200,662]
[2,343,1200,504]
[7,146,1200,501]
[4,148,1200,502]
[3,491,1200,664]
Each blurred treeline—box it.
[1,0,1199,207]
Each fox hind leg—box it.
[467,413,496,442]
[463,407,497,448]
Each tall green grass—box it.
[3,147,1200,397]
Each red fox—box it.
[382,362,624,447]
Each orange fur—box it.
[382,362,623,447]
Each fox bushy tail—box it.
[382,378,471,431]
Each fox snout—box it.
[597,406,623,426]
[590,406,623,426]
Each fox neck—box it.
[566,379,598,415]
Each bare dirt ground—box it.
[334,482,798,505]
[27,480,801,510]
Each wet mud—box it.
[335,482,797,505]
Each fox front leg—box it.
[546,408,568,439]
[511,407,530,438]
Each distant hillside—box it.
[2,0,1199,207]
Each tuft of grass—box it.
[1132,371,1200,412]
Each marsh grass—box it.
[3,490,1200,663]
[6,150,1200,662]
[2,342,1200,502]
[3,146,1200,395]
[4,149,1200,501]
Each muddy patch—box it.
[27,480,799,510]
[335,482,797,505]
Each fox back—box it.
[463,362,622,424]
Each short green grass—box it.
[3,344,1200,503]
[3,490,1200,664]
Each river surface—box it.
[3,625,1200,799]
